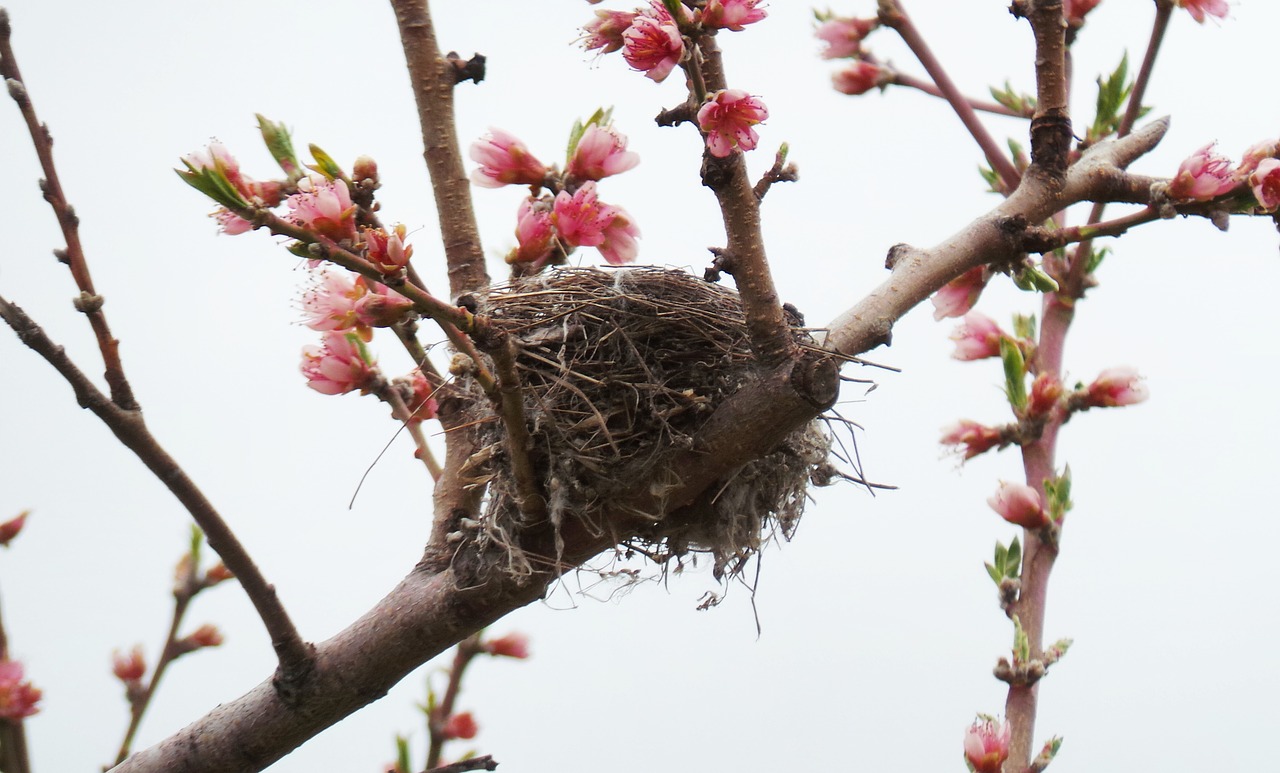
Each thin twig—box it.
[425,635,482,770]
[425,754,497,773]
[0,11,136,410]
[879,1,1023,192]
[892,72,1032,118]
[0,296,314,691]
[488,339,547,522]
[376,380,443,481]
[1022,206,1159,252]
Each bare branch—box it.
[0,296,313,691]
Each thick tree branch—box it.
[390,0,489,301]
[0,296,313,690]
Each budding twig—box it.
[0,572,32,773]
[892,72,1033,119]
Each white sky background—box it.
[1,1,1277,771]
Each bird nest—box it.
[460,267,833,581]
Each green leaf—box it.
[1012,313,1037,342]
[1086,246,1110,274]
[257,114,301,179]
[175,163,250,210]
[985,561,1003,585]
[308,143,343,180]
[661,0,682,19]
[978,164,1001,194]
[395,735,411,773]
[1090,53,1133,142]
[1012,615,1030,665]
[566,107,613,163]
[1000,338,1028,412]
[1007,536,1022,579]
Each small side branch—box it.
[880,1,1022,192]
[389,0,489,300]
[0,296,313,690]
[0,12,135,409]
[892,72,1032,118]
[488,338,547,523]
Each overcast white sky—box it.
[1,1,1278,771]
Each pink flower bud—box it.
[963,717,1011,773]
[508,198,557,267]
[0,511,29,547]
[568,124,640,182]
[582,9,637,54]
[1064,0,1102,25]
[353,281,414,329]
[931,266,991,320]
[622,14,684,83]
[352,155,379,185]
[831,60,887,96]
[1167,143,1237,201]
[112,646,147,683]
[442,711,478,740]
[701,0,767,31]
[1236,139,1277,180]
[949,312,1005,361]
[1084,366,1148,407]
[988,482,1049,529]
[213,208,254,236]
[203,563,235,587]
[940,420,1003,460]
[1177,0,1229,23]
[597,208,640,266]
[403,369,440,425]
[469,128,548,189]
[483,632,531,659]
[814,17,877,59]
[1249,158,1280,211]
[697,89,769,158]
[286,177,359,243]
[0,660,41,720]
[301,332,379,396]
[1026,373,1064,418]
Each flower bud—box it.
[987,481,1049,529]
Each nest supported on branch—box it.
[460,267,834,580]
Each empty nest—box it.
[461,266,833,580]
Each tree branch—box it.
[0,296,313,691]
[389,0,489,301]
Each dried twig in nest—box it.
[460,267,833,580]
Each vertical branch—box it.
[0,11,136,410]
[389,0,490,301]
[424,635,481,770]
[692,36,796,365]
[0,586,32,773]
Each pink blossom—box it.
[0,660,41,720]
[469,128,548,189]
[1084,366,1149,407]
[552,184,640,265]
[0,511,28,547]
[598,206,640,265]
[213,208,254,235]
[1236,139,1277,179]
[403,369,440,425]
[362,224,413,273]
[988,481,1049,529]
[1249,158,1280,211]
[568,124,640,181]
[442,711,478,740]
[483,632,531,659]
[949,312,1005,361]
[622,14,684,83]
[184,142,283,206]
[1064,0,1102,25]
[1178,0,1229,23]
[1167,143,1237,201]
[582,9,637,54]
[940,420,1003,460]
[931,266,991,320]
[701,0,767,31]
[508,198,557,266]
[1027,373,1064,418]
[831,60,886,96]
[301,271,365,334]
[301,332,378,396]
[815,17,877,59]
[112,646,147,683]
[697,89,769,158]
[286,176,359,242]
[964,717,1011,773]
